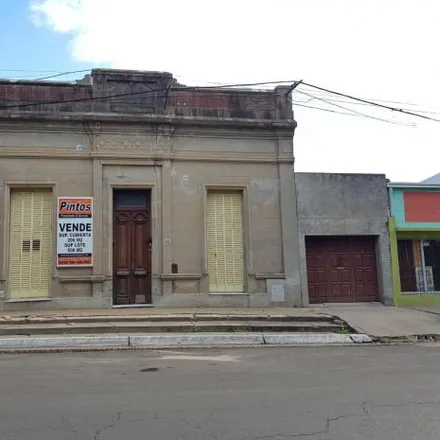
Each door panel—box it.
[113,211,132,305]
[306,236,379,303]
[113,191,151,305]
[131,212,151,304]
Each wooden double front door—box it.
[113,190,152,305]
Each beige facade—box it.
[0,69,300,310]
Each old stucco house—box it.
[0,68,300,310]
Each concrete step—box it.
[0,320,344,336]
[0,313,338,325]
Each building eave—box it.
[388,182,440,190]
[0,111,296,131]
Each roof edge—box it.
[388,182,440,189]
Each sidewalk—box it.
[0,307,321,319]
[0,306,366,351]
[312,303,440,338]
[2,304,440,351]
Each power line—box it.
[291,101,416,127]
[2,69,437,114]
[284,80,303,96]
[0,69,91,81]
[179,74,440,109]
[0,79,298,111]
[293,92,440,116]
[35,69,92,81]
[0,74,437,126]
[0,68,61,73]
[0,86,170,110]
[300,82,440,122]
[210,80,295,89]
[293,101,363,116]
[294,89,414,126]
[296,86,440,109]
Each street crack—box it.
[370,400,440,409]
[254,429,326,438]
[251,403,372,439]
[93,412,122,440]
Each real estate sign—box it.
[57,197,93,267]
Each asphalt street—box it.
[1,345,440,439]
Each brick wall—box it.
[0,83,91,103]
[0,70,291,120]
[168,90,278,119]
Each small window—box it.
[22,240,31,252]
[114,190,149,209]
[32,240,41,251]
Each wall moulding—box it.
[95,134,172,152]
[0,148,91,159]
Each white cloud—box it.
[29,0,440,181]
[30,0,83,32]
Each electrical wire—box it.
[0,74,437,126]
[294,89,415,126]
[295,86,440,109]
[1,68,438,113]
[0,79,298,110]
[291,101,416,127]
[293,92,440,116]
[204,80,295,88]
[0,69,91,80]
[292,101,363,116]
[0,86,170,110]
[1,68,433,109]
[0,68,61,73]
[300,82,440,122]
[35,69,92,80]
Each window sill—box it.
[254,273,284,280]
[208,292,248,295]
[5,297,51,303]
[402,291,440,295]
[56,275,109,284]
[161,273,202,281]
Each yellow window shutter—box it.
[207,191,244,292]
[10,190,52,299]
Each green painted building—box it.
[389,183,440,306]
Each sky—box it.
[1,0,440,182]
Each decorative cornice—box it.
[0,111,296,130]
[0,124,288,142]
[0,146,293,163]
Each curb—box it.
[0,335,129,350]
[0,332,374,352]
[130,333,265,347]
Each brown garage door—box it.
[306,236,379,303]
